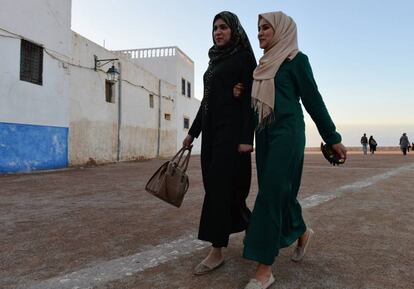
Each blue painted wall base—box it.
[0,122,68,173]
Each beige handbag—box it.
[145,147,192,207]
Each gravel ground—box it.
[1,152,413,289]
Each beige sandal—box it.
[193,259,224,275]
[291,228,314,262]
[244,274,275,289]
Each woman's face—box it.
[213,18,232,48]
[258,17,275,51]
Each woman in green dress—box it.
[242,11,347,289]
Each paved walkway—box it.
[1,153,413,289]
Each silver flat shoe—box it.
[193,259,224,275]
[244,274,275,289]
[291,228,314,262]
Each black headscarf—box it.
[200,12,254,130]
[208,11,254,64]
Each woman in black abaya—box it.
[183,11,256,274]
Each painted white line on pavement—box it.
[301,163,414,208]
[20,163,414,289]
[19,235,208,289]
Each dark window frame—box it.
[187,82,191,98]
[20,39,43,85]
[181,78,186,95]
[105,80,115,103]
[183,117,190,129]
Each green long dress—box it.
[243,52,342,265]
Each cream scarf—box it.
[252,11,299,128]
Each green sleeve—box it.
[293,54,342,145]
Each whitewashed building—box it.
[114,47,201,155]
[0,0,200,173]
[0,0,72,173]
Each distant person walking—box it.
[399,133,410,155]
[361,133,368,155]
[369,136,377,154]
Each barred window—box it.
[20,39,43,85]
[187,82,191,98]
[149,94,154,108]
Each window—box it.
[20,39,43,85]
[187,82,191,98]
[149,94,154,108]
[184,117,190,129]
[164,113,171,120]
[181,78,186,95]
[105,80,115,103]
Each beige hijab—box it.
[252,11,299,128]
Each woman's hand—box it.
[233,83,244,98]
[238,144,253,153]
[183,134,194,148]
[331,143,347,160]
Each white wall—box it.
[0,0,72,56]
[132,52,178,85]
[175,51,201,154]
[119,61,177,160]
[69,33,177,165]
[123,48,201,154]
[0,0,72,127]
[69,33,118,164]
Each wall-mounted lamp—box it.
[94,55,120,83]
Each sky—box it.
[71,0,414,146]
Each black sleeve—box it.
[238,51,257,145]
[188,105,202,139]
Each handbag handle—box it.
[181,147,192,172]
[170,146,192,172]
